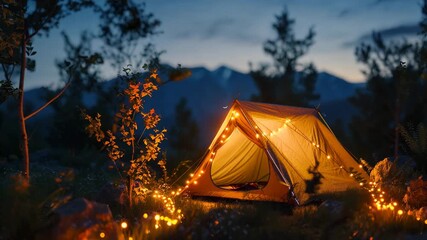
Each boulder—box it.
[403,177,427,208]
[39,198,123,240]
[370,157,415,185]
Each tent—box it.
[181,100,369,204]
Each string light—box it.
[100,232,105,238]
[121,221,128,229]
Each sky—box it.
[24,0,422,89]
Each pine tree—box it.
[168,97,201,171]
[250,8,318,106]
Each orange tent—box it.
[182,100,369,204]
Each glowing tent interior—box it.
[181,100,369,204]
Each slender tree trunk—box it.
[18,33,30,181]
[128,175,133,208]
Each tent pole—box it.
[237,101,300,205]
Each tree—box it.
[0,0,162,182]
[83,67,167,207]
[168,97,201,172]
[45,0,162,165]
[250,8,318,106]
[0,0,94,182]
[349,4,427,163]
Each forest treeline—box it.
[1,0,427,176]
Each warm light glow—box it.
[393,202,397,206]
[222,134,226,138]
[398,210,403,215]
[155,215,160,221]
[143,213,148,219]
[256,134,259,138]
[359,182,364,186]
[121,221,128,229]
[190,173,194,177]
[285,118,291,123]
[359,164,363,168]
[100,232,105,238]
[326,155,331,159]
[209,158,213,162]
[424,219,427,225]
[225,127,229,131]
[193,181,198,184]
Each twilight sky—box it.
[25,0,421,89]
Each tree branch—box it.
[24,77,72,121]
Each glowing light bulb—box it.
[350,173,354,177]
[256,134,259,138]
[100,232,105,238]
[397,210,403,215]
[222,134,226,138]
[359,182,364,186]
[193,180,198,184]
[209,158,213,162]
[190,173,194,177]
[359,164,363,168]
[393,202,397,206]
[155,215,160,221]
[285,119,291,123]
[201,170,205,174]
[143,213,148,219]
[225,127,229,131]
[327,155,331,159]
[121,221,128,229]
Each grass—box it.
[1,159,427,240]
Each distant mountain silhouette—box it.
[11,66,365,148]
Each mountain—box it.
[8,66,364,148]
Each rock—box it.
[38,198,123,240]
[403,177,427,208]
[369,157,414,185]
[318,200,344,218]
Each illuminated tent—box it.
[182,100,369,204]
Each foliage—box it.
[93,0,162,71]
[348,3,427,163]
[83,67,167,204]
[250,8,318,107]
[400,123,427,171]
[168,97,201,173]
[0,162,75,239]
[305,159,324,194]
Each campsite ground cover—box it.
[1,159,426,239]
